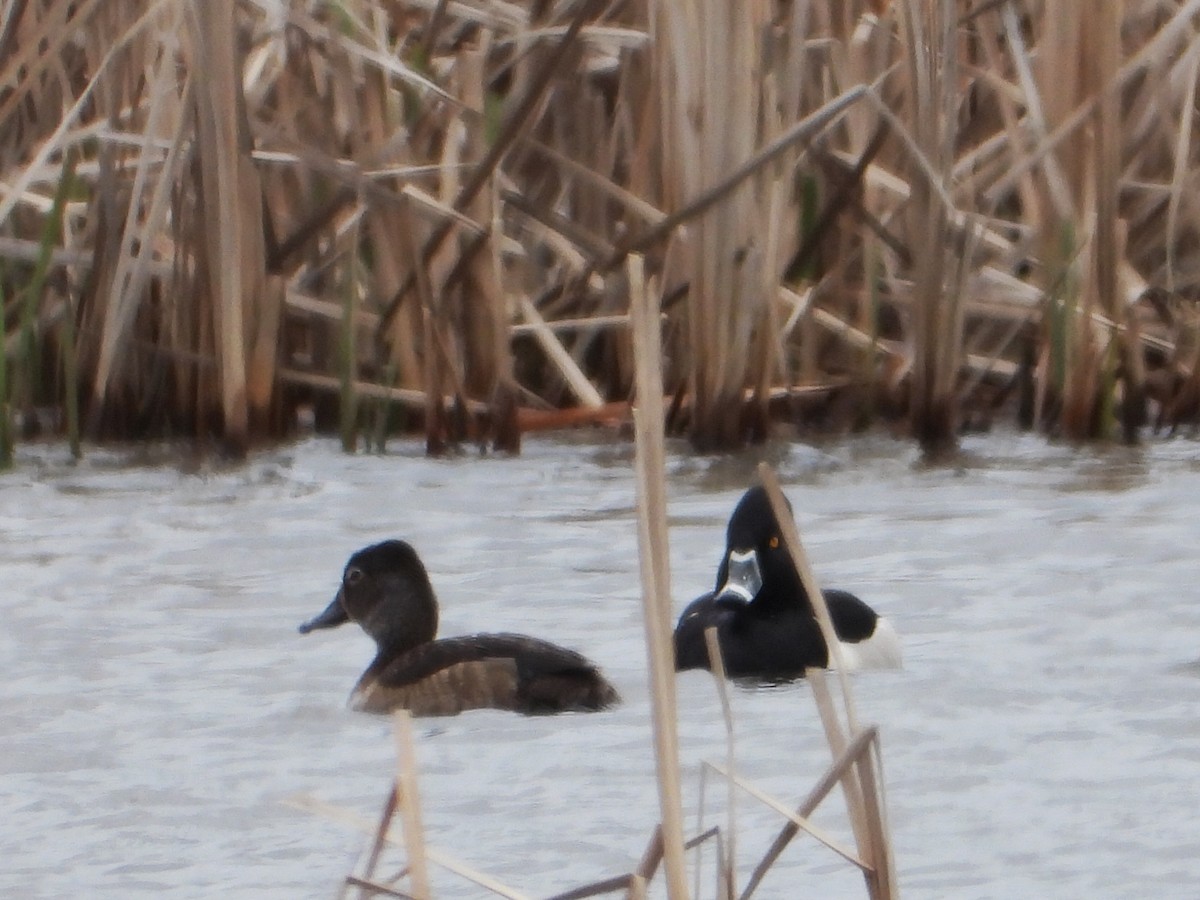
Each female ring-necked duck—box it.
[299,540,620,716]
[673,486,901,679]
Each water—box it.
[3,433,1199,899]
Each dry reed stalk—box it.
[851,732,895,900]
[1026,0,1134,439]
[982,0,1200,212]
[692,765,709,900]
[1162,48,1200,297]
[629,253,689,900]
[402,200,452,454]
[279,367,488,415]
[518,295,605,408]
[807,668,877,892]
[68,4,183,412]
[545,875,649,900]
[347,785,400,900]
[703,626,737,899]
[598,82,872,275]
[339,250,360,453]
[738,725,880,900]
[1092,1,1145,439]
[703,761,865,869]
[650,0,766,451]
[509,313,633,335]
[393,710,431,899]
[186,0,261,452]
[457,45,520,451]
[50,151,81,459]
[344,875,414,899]
[0,0,112,187]
[1046,4,1094,439]
[0,276,10,468]
[626,824,664,900]
[897,0,961,458]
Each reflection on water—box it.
[3,433,1200,898]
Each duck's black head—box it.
[298,540,439,654]
[713,486,805,613]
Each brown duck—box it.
[299,540,620,717]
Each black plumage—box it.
[673,486,900,679]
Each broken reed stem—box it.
[738,726,879,900]
[350,784,400,900]
[518,295,605,408]
[629,253,689,900]
[600,83,872,273]
[344,875,415,899]
[392,710,431,899]
[703,626,737,900]
[703,761,864,869]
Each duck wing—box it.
[824,589,878,641]
[355,633,618,716]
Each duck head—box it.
[713,486,805,613]
[299,540,439,654]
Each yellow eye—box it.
[768,536,780,549]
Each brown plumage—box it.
[299,540,620,717]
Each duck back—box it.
[355,633,620,717]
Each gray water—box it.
[3,432,1199,899]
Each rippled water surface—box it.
[4,433,1200,899]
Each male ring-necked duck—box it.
[673,486,901,679]
[299,540,620,716]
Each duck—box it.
[673,486,901,679]
[299,539,620,716]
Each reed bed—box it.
[292,252,895,898]
[4,0,1200,460]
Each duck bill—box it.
[298,590,350,634]
[715,548,762,606]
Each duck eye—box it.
[345,567,364,586]
[768,535,780,549]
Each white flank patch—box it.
[834,616,903,671]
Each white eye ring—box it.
[345,567,364,586]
